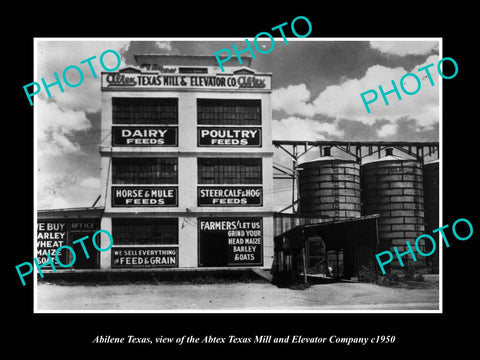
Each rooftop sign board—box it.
[101,68,271,91]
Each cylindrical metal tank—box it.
[298,147,361,278]
[298,147,361,220]
[361,148,425,272]
[423,160,439,272]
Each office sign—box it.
[37,221,68,266]
[198,186,262,206]
[112,186,178,207]
[112,126,178,146]
[198,127,261,147]
[112,247,178,268]
[70,220,99,232]
[199,218,263,266]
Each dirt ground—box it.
[36,274,439,311]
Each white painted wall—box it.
[99,67,273,270]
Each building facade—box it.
[98,55,274,270]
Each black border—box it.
[36,219,69,267]
[111,246,179,269]
[197,186,263,207]
[37,219,102,270]
[197,217,263,267]
[111,186,179,207]
[197,126,262,147]
[102,72,271,91]
[112,125,179,147]
[12,6,478,356]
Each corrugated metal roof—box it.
[37,207,104,218]
[274,214,380,250]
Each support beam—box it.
[277,144,295,158]
[396,146,418,158]
[336,145,360,162]
[277,200,299,213]
[273,165,294,177]
[297,144,316,160]
[272,140,439,214]
[292,145,298,214]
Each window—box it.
[112,218,178,245]
[112,98,178,124]
[198,158,262,184]
[112,158,178,184]
[197,99,261,125]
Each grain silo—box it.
[361,147,425,273]
[298,147,362,276]
[298,147,361,220]
[423,160,439,272]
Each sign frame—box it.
[36,219,101,269]
[37,220,68,267]
[198,217,263,267]
[111,246,179,268]
[111,186,179,207]
[197,127,262,148]
[101,72,272,91]
[197,186,263,207]
[112,125,178,147]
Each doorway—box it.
[71,232,100,269]
[199,231,228,267]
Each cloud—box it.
[314,55,440,127]
[38,195,71,210]
[37,170,78,210]
[80,177,100,190]
[36,97,97,210]
[154,41,172,51]
[37,172,101,210]
[35,40,129,210]
[377,123,398,137]
[36,40,131,112]
[273,55,440,133]
[272,84,315,117]
[273,117,344,141]
[37,98,91,157]
[370,41,438,56]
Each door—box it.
[306,236,326,274]
[69,220,101,269]
[71,232,100,269]
[199,231,228,267]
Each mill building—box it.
[37,54,440,280]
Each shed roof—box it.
[274,214,379,251]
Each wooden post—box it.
[292,145,297,213]
[301,248,308,286]
[302,229,308,286]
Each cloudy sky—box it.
[34,38,440,210]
